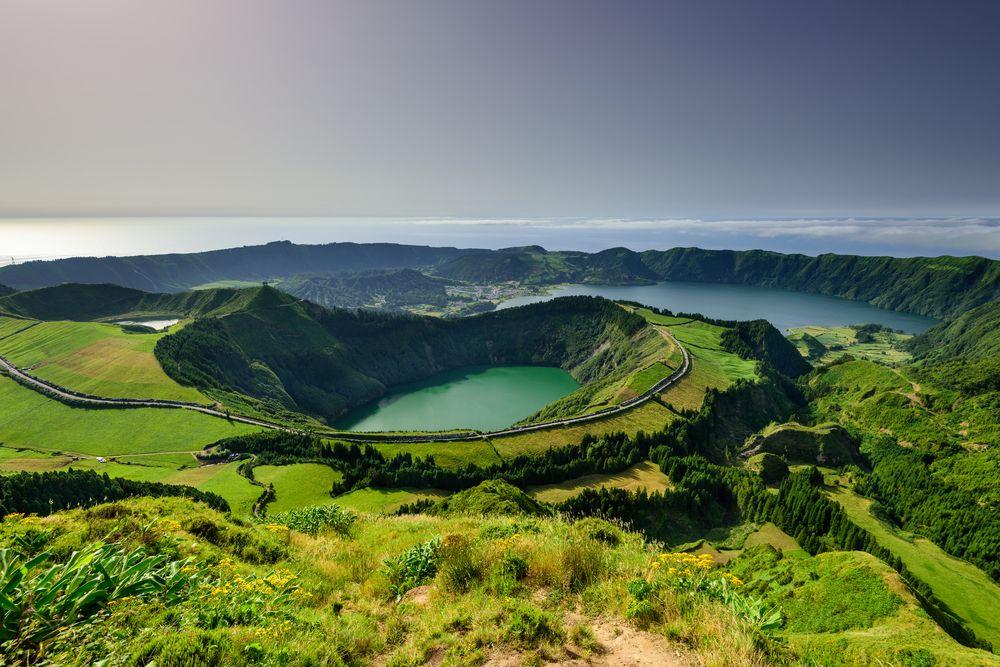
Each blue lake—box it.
[498,282,937,334]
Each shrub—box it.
[0,543,194,656]
[268,504,356,537]
[504,601,564,647]
[438,535,481,594]
[384,536,442,600]
[573,517,625,546]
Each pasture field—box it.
[829,486,1000,648]
[527,460,671,503]
[0,374,258,456]
[332,487,450,514]
[788,325,912,365]
[254,463,343,514]
[365,438,502,469]
[0,316,208,402]
[490,399,676,459]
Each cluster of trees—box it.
[856,440,1000,582]
[0,469,230,516]
[332,431,657,494]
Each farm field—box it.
[527,460,671,503]
[829,485,1000,648]
[0,374,258,456]
[787,325,912,365]
[0,316,209,402]
[332,487,449,514]
[254,463,343,514]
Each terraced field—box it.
[787,325,912,366]
[0,316,208,402]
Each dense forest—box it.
[3,241,996,318]
[906,299,1000,362]
[155,290,656,420]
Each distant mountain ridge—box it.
[1,241,997,318]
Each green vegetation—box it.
[788,324,913,365]
[5,242,996,318]
[155,289,659,423]
[0,283,281,322]
[0,316,208,401]
[426,480,548,517]
[727,546,995,665]
[253,463,342,514]
[0,374,257,456]
[742,422,861,466]
[0,495,804,665]
[528,461,671,503]
[829,486,1000,649]
[908,299,1000,362]
[333,487,449,514]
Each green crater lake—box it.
[335,365,580,432]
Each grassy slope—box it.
[727,547,997,665]
[527,461,671,503]
[254,463,342,514]
[332,487,450,514]
[828,485,1000,649]
[0,375,257,456]
[0,316,209,402]
[788,325,912,366]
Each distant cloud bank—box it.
[1,216,998,264]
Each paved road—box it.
[0,326,690,444]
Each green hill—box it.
[0,283,280,321]
[7,242,993,318]
[640,247,1000,319]
[0,241,468,292]
[276,269,453,311]
[721,319,812,377]
[0,283,14,296]
[155,290,658,421]
[907,299,1000,363]
[743,422,861,466]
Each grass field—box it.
[491,400,677,459]
[829,485,1000,648]
[366,438,503,469]
[633,309,758,411]
[0,374,258,456]
[788,325,912,366]
[254,463,343,514]
[0,316,208,402]
[332,487,449,514]
[527,460,671,503]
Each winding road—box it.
[0,326,690,444]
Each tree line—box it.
[0,469,230,516]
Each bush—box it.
[384,536,442,600]
[504,601,564,647]
[573,517,625,546]
[268,504,356,537]
[438,535,481,593]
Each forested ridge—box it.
[3,241,996,318]
[155,290,654,421]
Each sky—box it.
[1,1,999,258]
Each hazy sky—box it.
[1,1,999,259]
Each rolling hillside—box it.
[155,288,665,422]
[4,242,996,318]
